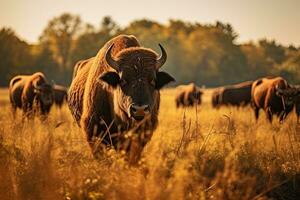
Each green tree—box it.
[39,13,82,70]
[0,28,33,86]
[71,16,120,66]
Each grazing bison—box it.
[9,72,54,118]
[175,83,203,108]
[251,77,300,123]
[53,84,68,107]
[68,35,174,163]
[211,81,253,108]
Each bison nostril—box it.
[130,104,150,116]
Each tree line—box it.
[1,13,299,87]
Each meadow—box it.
[0,88,299,200]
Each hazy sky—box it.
[0,0,299,45]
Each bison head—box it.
[34,83,54,106]
[276,86,300,106]
[99,44,175,122]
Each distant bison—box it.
[291,85,300,123]
[211,87,224,109]
[296,96,300,123]
[211,81,253,108]
[9,72,54,118]
[175,83,203,108]
[68,35,174,163]
[53,84,68,107]
[251,77,300,123]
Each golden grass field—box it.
[0,88,299,200]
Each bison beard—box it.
[68,35,174,164]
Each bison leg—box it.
[11,105,17,119]
[81,116,108,155]
[22,103,33,120]
[254,107,260,121]
[266,107,273,123]
[279,112,287,124]
[176,100,180,108]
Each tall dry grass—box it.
[0,88,299,200]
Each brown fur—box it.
[211,87,224,109]
[9,75,29,113]
[251,77,294,123]
[296,96,300,123]
[291,85,300,123]
[211,81,253,108]
[53,84,68,107]
[221,81,253,107]
[72,57,94,80]
[175,83,202,108]
[68,35,174,163]
[9,72,54,117]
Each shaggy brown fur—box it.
[9,75,28,114]
[175,83,202,108]
[9,72,54,117]
[53,84,68,107]
[211,81,253,109]
[68,35,174,163]
[221,81,253,107]
[251,77,298,123]
[72,57,94,80]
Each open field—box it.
[0,88,299,200]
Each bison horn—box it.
[156,44,167,69]
[105,44,119,71]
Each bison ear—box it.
[155,71,175,90]
[99,72,120,88]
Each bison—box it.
[9,72,54,118]
[53,84,68,108]
[211,87,224,109]
[296,95,300,123]
[211,81,253,108]
[68,35,175,163]
[175,83,203,108]
[251,77,300,123]
[296,86,300,123]
[290,85,300,123]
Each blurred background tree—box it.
[0,28,33,86]
[1,13,300,87]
